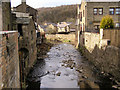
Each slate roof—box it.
[46,23,57,27]
[57,22,72,28]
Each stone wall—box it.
[103,29,120,47]
[0,31,20,89]
[46,33,75,43]
[17,17,37,87]
[79,1,120,32]
[80,31,120,80]
[0,3,2,31]
[2,1,12,31]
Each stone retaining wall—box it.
[46,33,75,43]
[80,31,120,80]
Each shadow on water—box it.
[26,59,46,89]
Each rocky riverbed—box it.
[26,41,119,89]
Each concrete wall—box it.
[0,31,20,88]
[103,29,120,47]
[84,32,100,52]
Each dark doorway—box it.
[18,24,23,36]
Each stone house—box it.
[13,0,38,22]
[76,0,120,47]
[44,23,57,33]
[12,12,37,87]
[45,23,57,30]
[57,22,70,33]
[77,0,120,32]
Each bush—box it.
[100,15,114,29]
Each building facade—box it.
[0,31,20,89]
[78,0,120,32]
[0,0,12,31]
[12,12,37,87]
[13,0,38,22]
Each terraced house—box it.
[77,0,120,32]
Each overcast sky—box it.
[11,0,81,8]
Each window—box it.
[80,12,82,21]
[116,8,120,15]
[94,8,98,15]
[18,24,23,36]
[94,25,100,30]
[115,23,120,28]
[31,31,33,40]
[26,7,30,13]
[109,8,114,15]
[99,8,103,15]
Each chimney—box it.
[22,0,26,4]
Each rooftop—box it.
[12,12,30,18]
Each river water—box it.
[26,43,115,89]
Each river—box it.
[26,43,115,89]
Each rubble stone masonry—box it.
[80,31,120,81]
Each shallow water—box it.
[26,43,115,89]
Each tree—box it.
[100,15,114,29]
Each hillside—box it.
[37,5,77,24]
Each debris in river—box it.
[56,72,61,76]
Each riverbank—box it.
[26,38,119,89]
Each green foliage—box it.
[100,15,114,29]
[37,5,77,24]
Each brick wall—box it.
[0,31,20,88]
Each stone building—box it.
[57,22,70,33]
[0,1,20,89]
[0,0,12,31]
[77,0,120,32]
[13,0,38,22]
[0,31,20,89]
[12,12,37,87]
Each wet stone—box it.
[56,72,61,76]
